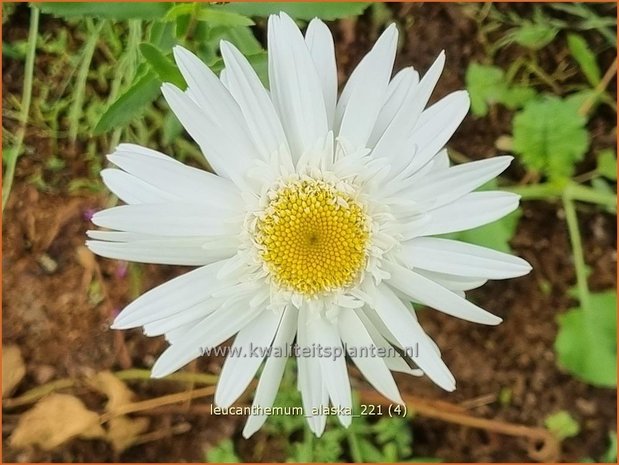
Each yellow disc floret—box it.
[255,178,369,297]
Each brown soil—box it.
[3,2,617,463]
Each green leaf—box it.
[163,3,194,20]
[596,149,617,180]
[509,22,558,50]
[197,7,254,27]
[544,411,581,440]
[555,291,617,388]
[216,25,264,55]
[567,34,601,86]
[465,63,536,116]
[465,64,506,117]
[93,72,161,135]
[148,20,177,51]
[602,433,618,462]
[213,2,370,20]
[33,2,171,20]
[205,439,240,463]
[512,96,589,180]
[139,43,185,89]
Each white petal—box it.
[414,269,487,292]
[268,13,328,161]
[403,156,513,209]
[408,191,521,238]
[143,299,220,336]
[401,237,532,279]
[385,261,502,325]
[173,45,258,168]
[101,169,177,204]
[219,40,289,160]
[242,307,298,438]
[112,260,227,328]
[151,297,259,378]
[297,306,328,436]
[86,236,236,266]
[370,285,455,390]
[91,203,240,237]
[338,309,403,404]
[356,309,422,376]
[108,144,242,209]
[216,309,283,408]
[305,18,337,129]
[337,24,398,150]
[406,50,445,120]
[164,321,198,345]
[308,315,352,427]
[160,82,252,189]
[368,67,419,148]
[371,52,445,173]
[404,90,470,174]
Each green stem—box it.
[347,429,364,463]
[108,20,142,149]
[2,5,39,211]
[506,181,616,208]
[68,19,104,143]
[562,194,591,312]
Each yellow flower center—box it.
[255,178,369,297]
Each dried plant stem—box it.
[99,386,216,422]
[358,390,560,462]
[578,56,618,117]
[2,369,218,409]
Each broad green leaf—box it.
[544,411,580,440]
[567,34,601,86]
[33,2,171,20]
[139,43,185,89]
[465,64,536,116]
[148,20,176,51]
[215,25,264,55]
[555,291,617,388]
[164,4,254,26]
[94,72,160,135]
[596,149,617,180]
[509,22,558,50]
[197,8,254,27]
[512,96,589,180]
[163,3,194,20]
[213,2,371,20]
[465,63,506,117]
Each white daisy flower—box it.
[88,13,531,437]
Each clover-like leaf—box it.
[512,96,589,180]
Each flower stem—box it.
[346,429,364,462]
[562,193,591,312]
[2,5,39,211]
[506,181,616,209]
